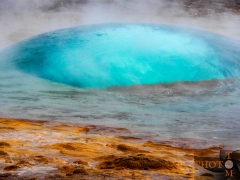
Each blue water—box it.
[2,24,240,88]
[1,24,240,148]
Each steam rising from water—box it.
[1,0,240,50]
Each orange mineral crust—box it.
[0,118,223,179]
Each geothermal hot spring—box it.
[1,23,240,148]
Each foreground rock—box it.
[98,155,176,170]
[0,118,223,179]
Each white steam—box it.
[0,0,240,50]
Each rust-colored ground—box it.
[0,118,223,179]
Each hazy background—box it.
[0,0,240,50]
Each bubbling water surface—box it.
[2,24,240,88]
[1,24,240,148]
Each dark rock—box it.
[98,155,176,170]
[0,142,11,148]
[201,173,214,177]
[0,173,11,178]
[57,164,74,175]
[3,165,19,171]
[33,155,49,164]
[0,150,8,157]
[73,168,87,174]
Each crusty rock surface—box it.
[0,118,223,179]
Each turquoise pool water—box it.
[2,24,240,88]
[1,24,240,148]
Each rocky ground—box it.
[41,0,240,15]
[182,0,240,15]
[0,118,225,180]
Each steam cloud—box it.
[0,0,240,50]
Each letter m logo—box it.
[225,170,233,177]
